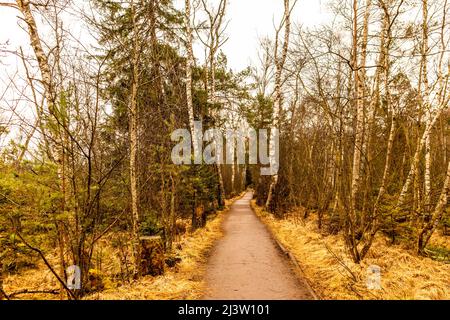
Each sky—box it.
[182,0,331,71]
[0,0,331,146]
[208,0,330,71]
[0,0,331,73]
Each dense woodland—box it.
[0,0,449,300]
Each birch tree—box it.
[265,0,293,210]
[199,0,228,206]
[184,0,200,161]
[128,0,141,276]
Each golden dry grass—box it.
[3,258,62,300]
[4,194,243,300]
[87,210,228,300]
[87,194,244,300]
[252,201,450,300]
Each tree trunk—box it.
[422,0,432,212]
[397,111,443,209]
[360,3,392,259]
[231,160,235,194]
[418,161,450,253]
[184,0,200,161]
[16,0,56,113]
[266,0,291,210]
[129,0,141,276]
[202,0,228,207]
[350,0,371,225]
[16,0,70,295]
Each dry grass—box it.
[4,194,243,300]
[87,208,229,300]
[252,201,450,300]
[3,259,62,300]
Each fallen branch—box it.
[14,231,77,300]
[323,242,358,282]
[8,289,60,299]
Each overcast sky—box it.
[0,0,331,73]
[203,0,330,71]
[0,0,331,146]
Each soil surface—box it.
[204,191,314,300]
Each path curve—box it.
[204,191,314,300]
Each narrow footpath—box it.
[204,192,314,300]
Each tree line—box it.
[250,0,450,263]
[0,0,449,299]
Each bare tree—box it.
[198,0,228,206]
[266,0,294,210]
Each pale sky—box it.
[206,0,330,71]
[0,0,330,145]
[0,0,330,73]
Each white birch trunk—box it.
[350,0,371,220]
[266,0,291,209]
[422,0,432,210]
[418,161,450,252]
[184,0,200,161]
[129,0,141,275]
[16,0,68,290]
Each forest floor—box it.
[4,192,448,300]
[204,191,314,300]
[252,202,450,300]
[3,194,244,300]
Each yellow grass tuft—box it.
[89,194,242,300]
[4,193,244,300]
[252,201,450,300]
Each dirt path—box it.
[204,192,314,300]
